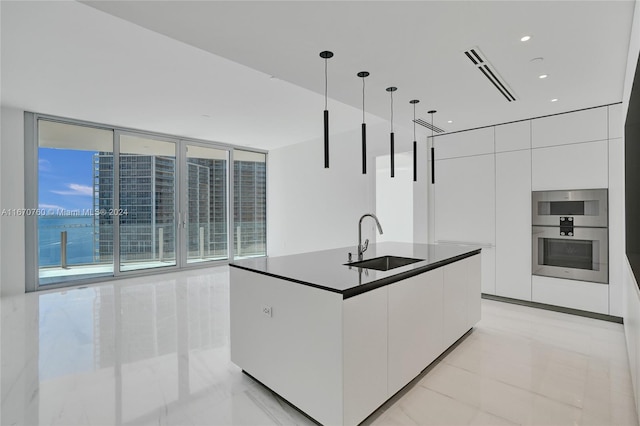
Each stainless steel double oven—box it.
[532,189,608,284]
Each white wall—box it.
[375,152,413,243]
[267,126,377,257]
[1,106,25,297]
[413,141,429,244]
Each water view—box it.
[38,215,100,267]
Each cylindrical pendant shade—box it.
[413,141,417,182]
[390,132,395,178]
[324,110,329,168]
[361,123,367,174]
[431,146,435,184]
[428,109,437,184]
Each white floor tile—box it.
[1,268,638,425]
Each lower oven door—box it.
[532,226,608,284]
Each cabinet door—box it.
[343,287,388,426]
[388,269,443,396]
[531,140,608,190]
[434,127,494,160]
[467,254,482,327]
[495,120,530,153]
[443,260,469,348]
[531,106,607,148]
[435,154,495,294]
[496,150,532,300]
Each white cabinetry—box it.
[495,120,530,152]
[531,107,607,148]
[231,253,482,426]
[230,268,344,426]
[609,104,623,139]
[344,287,388,425]
[434,127,494,159]
[443,258,469,347]
[435,154,495,294]
[496,150,532,300]
[388,269,443,395]
[441,254,481,346]
[531,275,609,314]
[431,105,616,315]
[467,254,482,325]
[531,140,608,190]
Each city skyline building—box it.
[92,153,265,264]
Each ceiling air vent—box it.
[413,118,444,133]
[464,47,517,102]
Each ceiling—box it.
[1,1,635,152]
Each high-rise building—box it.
[93,153,176,263]
[93,154,265,262]
[234,160,266,257]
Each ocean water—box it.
[38,216,103,267]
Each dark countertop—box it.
[230,242,481,299]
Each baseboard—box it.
[482,293,623,323]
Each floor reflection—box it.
[2,266,311,426]
[2,266,638,425]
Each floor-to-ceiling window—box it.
[118,134,178,272]
[185,144,228,264]
[28,115,266,290]
[233,150,266,258]
[37,120,115,285]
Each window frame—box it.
[25,112,268,292]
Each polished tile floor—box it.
[1,266,637,425]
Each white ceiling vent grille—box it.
[413,118,445,133]
[464,47,517,102]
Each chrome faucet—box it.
[358,213,384,261]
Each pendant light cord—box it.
[431,113,434,139]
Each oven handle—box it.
[532,226,607,239]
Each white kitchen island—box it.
[230,242,481,426]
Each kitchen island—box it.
[230,242,481,426]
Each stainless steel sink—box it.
[346,255,424,271]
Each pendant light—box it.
[320,51,334,168]
[386,87,397,178]
[358,71,370,174]
[428,110,437,184]
[410,99,420,182]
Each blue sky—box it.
[38,148,96,213]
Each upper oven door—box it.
[532,226,608,284]
[532,189,608,227]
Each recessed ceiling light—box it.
[539,74,548,79]
[551,98,558,102]
[448,120,453,123]
[521,35,531,42]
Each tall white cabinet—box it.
[434,128,496,294]
[495,120,532,300]
[430,104,623,315]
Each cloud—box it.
[39,159,52,172]
[51,183,94,196]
